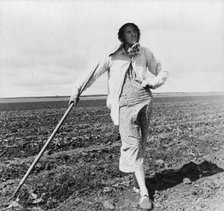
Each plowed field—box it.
[0,95,224,211]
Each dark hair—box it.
[118,23,141,43]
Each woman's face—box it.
[123,25,138,45]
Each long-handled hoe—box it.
[9,102,74,201]
[8,63,99,204]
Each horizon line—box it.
[1,91,224,100]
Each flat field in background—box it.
[0,94,224,210]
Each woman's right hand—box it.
[69,94,80,106]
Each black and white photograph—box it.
[0,0,224,210]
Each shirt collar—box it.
[108,43,124,56]
[109,43,141,56]
[117,46,126,55]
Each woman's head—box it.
[118,23,140,44]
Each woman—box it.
[69,23,168,209]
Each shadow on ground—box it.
[146,160,224,199]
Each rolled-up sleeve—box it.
[144,48,169,89]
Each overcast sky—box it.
[0,0,223,97]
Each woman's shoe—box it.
[133,187,140,194]
[139,195,153,210]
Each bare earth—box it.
[0,94,224,211]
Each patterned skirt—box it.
[118,68,152,173]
